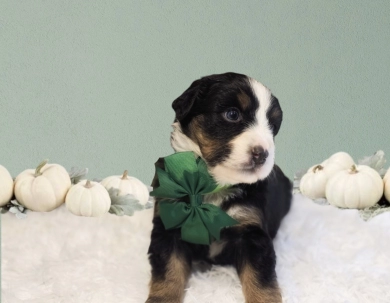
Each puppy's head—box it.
[170,72,283,186]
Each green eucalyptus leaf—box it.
[9,207,20,214]
[68,167,89,184]
[312,198,329,205]
[0,199,29,217]
[109,205,125,216]
[358,150,387,177]
[10,199,21,206]
[359,204,390,221]
[107,188,138,204]
[15,212,27,219]
[109,203,143,216]
[144,199,154,209]
[107,187,145,216]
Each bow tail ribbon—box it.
[180,208,211,245]
[159,200,238,245]
[198,204,238,241]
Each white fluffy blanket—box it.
[2,194,390,303]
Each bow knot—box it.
[189,195,202,207]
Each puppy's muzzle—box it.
[252,146,269,165]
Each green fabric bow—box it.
[150,152,238,245]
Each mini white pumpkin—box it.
[14,160,71,212]
[326,164,383,209]
[66,180,111,217]
[384,168,390,202]
[0,165,14,206]
[300,152,355,199]
[101,170,149,205]
[327,152,356,168]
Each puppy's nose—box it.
[252,146,269,165]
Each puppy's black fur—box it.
[146,72,292,303]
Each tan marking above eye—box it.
[237,90,251,110]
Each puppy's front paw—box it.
[240,264,282,303]
[244,287,282,303]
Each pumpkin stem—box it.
[121,170,129,180]
[313,165,324,173]
[85,180,93,188]
[349,165,359,174]
[34,159,49,177]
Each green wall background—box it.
[1,1,390,184]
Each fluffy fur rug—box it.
[2,194,390,303]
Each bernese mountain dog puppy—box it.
[146,72,292,303]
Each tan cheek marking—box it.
[237,90,251,110]
[240,264,282,303]
[189,116,220,161]
[147,253,191,303]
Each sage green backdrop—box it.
[1,1,389,184]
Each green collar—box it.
[150,152,238,245]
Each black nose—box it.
[252,146,269,165]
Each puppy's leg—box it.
[146,217,191,303]
[216,226,282,303]
[239,263,281,303]
[238,226,281,303]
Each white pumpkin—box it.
[14,160,71,212]
[384,168,390,202]
[326,152,355,167]
[66,180,111,217]
[300,152,355,199]
[326,164,383,209]
[101,170,149,205]
[0,165,14,206]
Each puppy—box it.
[146,72,292,303]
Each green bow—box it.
[150,152,238,245]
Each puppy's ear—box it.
[267,95,283,136]
[172,74,228,121]
[172,79,202,121]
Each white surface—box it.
[2,194,390,303]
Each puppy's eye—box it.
[224,108,241,122]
